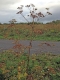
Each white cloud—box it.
[0,0,60,23]
[0,0,21,10]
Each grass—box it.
[0,23,60,41]
[0,50,60,80]
[0,23,60,79]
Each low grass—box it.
[0,51,60,80]
[0,23,60,41]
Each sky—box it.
[0,0,60,23]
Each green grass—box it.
[0,31,60,41]
[0,51,60,80]
[0,24,60,41]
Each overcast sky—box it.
[0,0,60,23]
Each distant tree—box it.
[3,23,8,25]
[0,22,2,25]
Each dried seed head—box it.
[25,5,30,7]
[20,5,24,7]
[12,19,17,22]
[47,12,52,15]
[38,12,42,16]
[16,10,23,14]
[42,14,45,17]
[37,12,45,17]
[46,8,49,10]
[27,15,29,16]
[35,8,37,10]
[19,10,23,13]
[32,11,34,13]
[17,7,22,9]
[30,14,38,18]
[30,4,35,7]
[16,11,20,14]
[9,19,17,24]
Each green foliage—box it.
[0,23,60,41]
[0,51,60,80]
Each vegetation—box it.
[0,22,60,41]
[0,51,60,80]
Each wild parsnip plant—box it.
[16,4,52,77]
[17,3,52,52]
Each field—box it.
[0,51,60,80]
[0,23,60,80]
[0,23,60,41]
